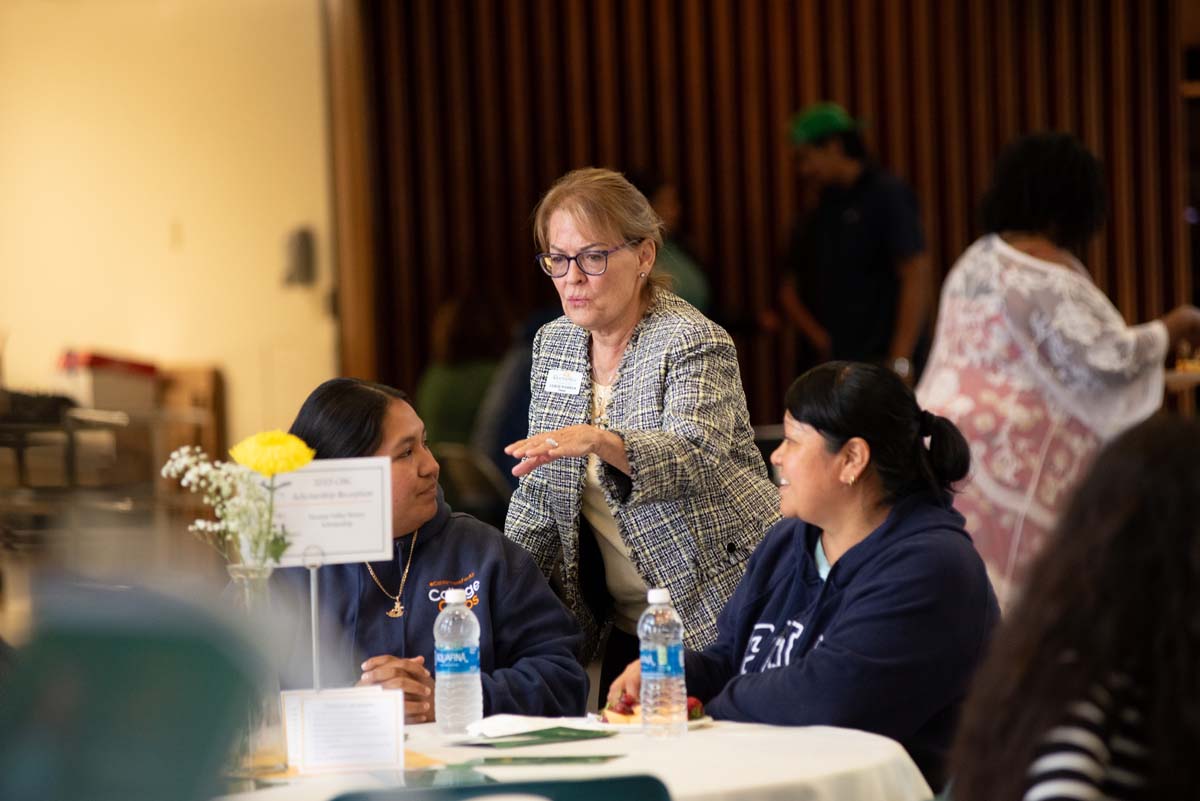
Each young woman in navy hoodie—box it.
[608,361,999,790]
[273,378,588,723]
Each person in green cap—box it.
[763,102,931,383]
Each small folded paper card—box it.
[272,456,393,567]
[460,727,617,749]
[281,686,404,773]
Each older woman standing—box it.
[504,168,778,696]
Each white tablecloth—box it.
[217,719,933,801]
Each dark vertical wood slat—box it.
[1052,0,1076,131]
[774,0,806,408]
[826,0,849,103]
[325,0,378,379]
[1162,0,1192,414]
[623,0,651,170]
[680,1,712,262]
[1164,0,1191,308]
[937,0,970,257]
[502,0,538,304]
[710,0,741,304]
[798,0,820,105]
[533,0,563,187]
[852,0,878,152]
[564,0,591,166]
[1080,0,1106,295]
[444,2,474,291]
[881,0,908,175]
[593,0,621,167]
[651,0,680,181]
[412,0,447,312]
[1024,0,1048,131]
[995,2,1018,147]
[380,0,417,385]
[967,0,992,203]
[1137,0,1163,320]
[911,0,940,282]
[739,0,773,421]
[739,0,768,307]
[472,0,505,302]
[768,0,796,241]
[1108,0,1136,319]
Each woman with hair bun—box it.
[608,361,999,792]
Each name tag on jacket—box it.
[545,369,584,395]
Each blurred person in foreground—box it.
[916,132,1200,606]
[504,168,779,700]
[950,414,1200,801]
[273,378,587,722]
[765,102,931,381]
[608,362,999,791]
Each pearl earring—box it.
[639,272,647,278]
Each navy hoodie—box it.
[272,489,588,716]
[684,493,999,789]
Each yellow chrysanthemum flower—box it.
[229,430,315,478]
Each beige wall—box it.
[0,0,337,443]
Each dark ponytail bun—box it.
[785,361,972,505]
[924,412,971,487]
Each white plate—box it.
[586,713,714,731]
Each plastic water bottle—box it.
[434,588,482,735]
[638,587,687,737]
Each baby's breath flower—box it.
[161,436,307,566]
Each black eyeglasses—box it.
[535,240,641,278]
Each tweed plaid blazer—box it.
[504,291,780,657]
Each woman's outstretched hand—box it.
[505,425,603,478]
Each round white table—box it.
[215,718,933,801]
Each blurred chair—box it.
[0,579,260,801]
[332,774,672,801]
[430,442,513,528]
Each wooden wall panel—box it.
[326,0,1190,423]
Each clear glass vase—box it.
[226,563,287,778]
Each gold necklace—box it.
[364,527,419,618]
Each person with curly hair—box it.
[917,133,1200,605]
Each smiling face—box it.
[546,209,654,337]
[770,413,849,525]
[373,399,440,536]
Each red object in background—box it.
[58,350,158,377]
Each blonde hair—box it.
[533,168,671,300]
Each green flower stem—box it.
[263,474,277,565]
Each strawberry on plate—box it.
[600,693,707,724]
[601,691,640,724]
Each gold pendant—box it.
[387,599,404,618]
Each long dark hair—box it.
[950,414,1200,800]
[785,361,969,504]
[289,378,408,459]
[979,132,1106,253]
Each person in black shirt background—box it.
[765,103,931,384]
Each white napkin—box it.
[465,714,607,738]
